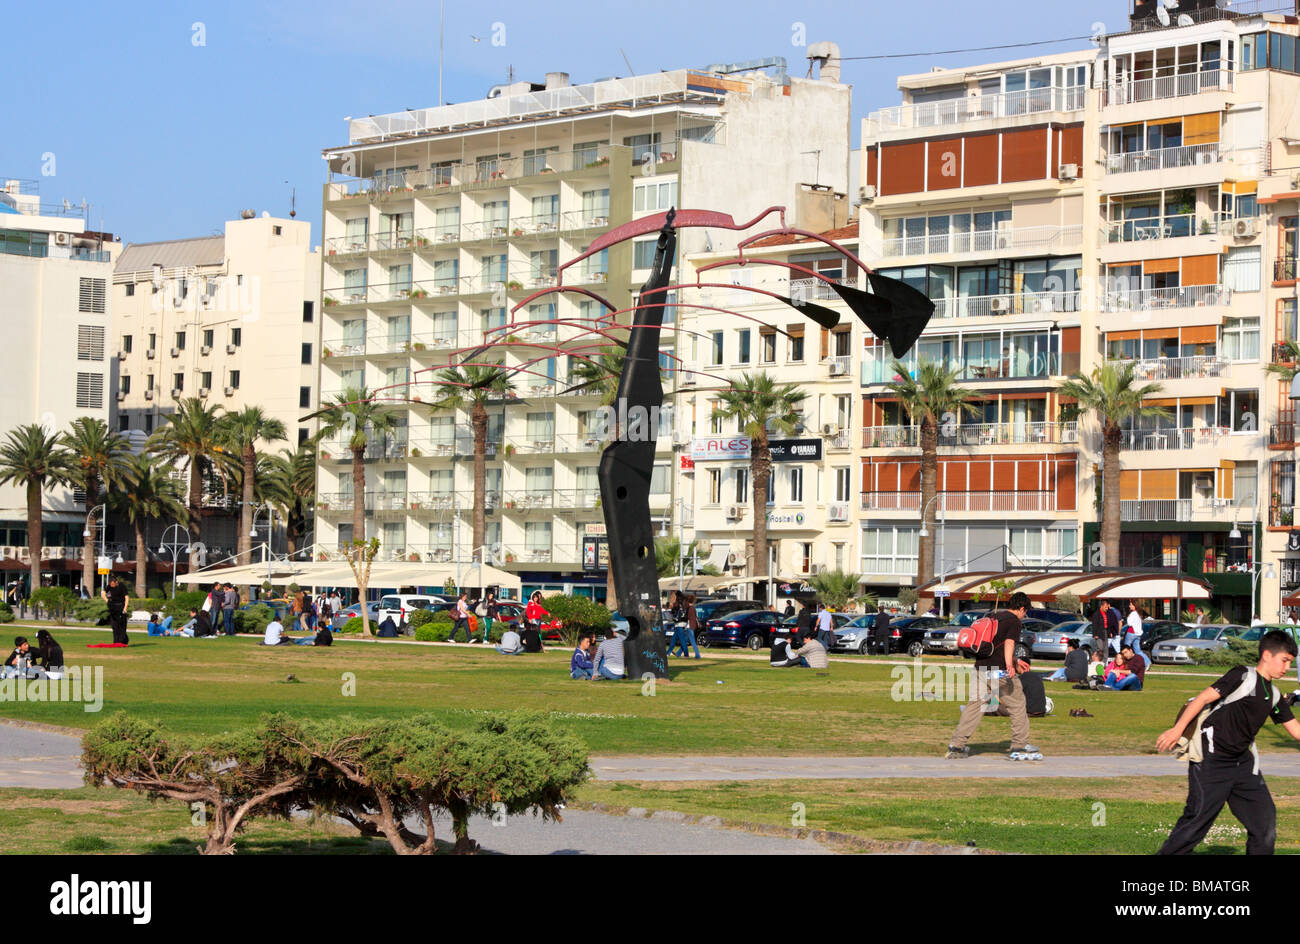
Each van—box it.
[377,594,447,625]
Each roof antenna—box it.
[620,48,635,75]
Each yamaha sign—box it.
[769,438,823,462]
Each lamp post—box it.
[82,503,107,593]
[918,494,947,617]
[250,502,274,583]
[158,524,192,599]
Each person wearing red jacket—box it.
[525,591,550,634]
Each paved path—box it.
[0,724,84,789]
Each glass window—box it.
[1222,317,1260,361]
[710,331,724,366]
[737,329,751,364]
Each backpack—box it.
[1173,667,1277,769]
[957,616,1000,659]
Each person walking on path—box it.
[1123,600,1145,655]
[101,574,130,645]
[815,602,835,652]
[222,583,238,636]
[1156,629,1300,854]
[946,591,1039,760]
[1091,599,1119,655]
[448,591,473,643]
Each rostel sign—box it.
[691,437,751,461]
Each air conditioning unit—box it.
[725,504,743,520]
[224,385,235,396]
[1233,218,1258,238]
[117,351,127,361]
[725,551,739,567]
[673,431,689,445]
[170,347,180,357]
[681,375,697,386]
[989,297,1009,314]
[146,349,156,360]
[226,344,236,354]
[1058,163,1080,181]
[809,563,824,575]
[828,503,849,522]
[54,232,70,246]
[828,361,848,376]
[200,345,211,356]
[860,184,877,201]
[171,387,183,399]
[199,387,210,398]
[1194,472,1214,490]
[144,390,154,401]
[822,423,835,435]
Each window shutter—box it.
[78,278,106,313]
[75,372,103,409]
[77,325,105,361]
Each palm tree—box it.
[314,386,400,546]
[430,364,512,567]
[0,425,66,600]
[219,406,287,566]
[263,443,316,560]
[1059,361,1168,569]
[59,418,132,595]
[711,372,807,587]
[115,454,187,598]
[886,359,977,600]
[147,399,229,570]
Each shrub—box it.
[1053,592,1083,616]
[147,588,165,600]
[341,617,363,635]
[409,608,436,629]
[235,604,274,636]
[73,598,109,625]
[1189,635,1258,668]
[897,587,919,611]
[0,603,13,624]
[542,594,611,645]
[415,623,453,642]
[161,590,208,622]
[30,586,77,623]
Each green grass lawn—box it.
[0,627,1281,757]
[576,776,1300,854]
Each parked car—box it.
[1016,619,1056,661]
[888,616,950,657]
[377,594,447,625]
[693,600,763,646]
[336,601,383,623]
[1031,620,1101,659]
[1151,625,1252,664]
[831,614,878,654]
[925,624,960,655]
[702,609,788,650]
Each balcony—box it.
[1112,354,1229,381]
[1102,68,1233,107]
[862,351,1073,386]
[1101,213,1228,245]
[558,210,611,233]
[1104,142,1220,175]
[1276,259,1297,283]
[859,556,920,577]
[1101,284,1229,312]
[317,437,409,461]
[932,290,1079,320]
[1270,422,1296,449]
[1116,426,1230,451]
[1120,497,1235,522]
[866,85,1085,136]
[878,224,1083,261]
[822,355,852,379]
[508,213,561,238]
[860,491,1058,513]
[862,422,1078,449]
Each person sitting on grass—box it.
[570,634,595,680]
[146,613,174,637]
[496,626,525,655]
[263,618,294,646]
[1047,638,1089,682]
[4,636,38,677]
[34,630,63,674]
[191,607,216,638]
[519,622,544,653]
[591,629,627,681]
[1106,645,1146,691]
[770,633,803,668]
[293,623,333,646]
[790,629,829,673]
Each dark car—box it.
[1016,618,1056,661]
[692,600,763,646]
[890,616,950,656]
[703,609,788,650]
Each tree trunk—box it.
[472,402,486,564]
[240,445,255,565]
[82,476,99,596]
[1101,425,1122,570]
[352,446,366,546]
[917,416,938,611]
[188,458,203,571]
[751,435,771,601]
[26,480,41,602]
[134,519,147,599]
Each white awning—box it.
[703,541,731,572]
[182,560,521,591]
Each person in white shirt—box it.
[263,619,289,646]
[1123,601,1144,655]
[496,628,524,655]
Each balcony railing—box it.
[559,210,611,232]
[1276,258,1298,282]
[508,213,561,236]
[862,351,1072,385]
[1104,142,1221,175]
[879,224,1083,259]
[1113,354,1229,381]
[789,277,852,300]
[1101,284,1229,312]
[317,438,409,461]
[1270,422,1296,448]
[862,422,1078,448]
[1120,499,1192,522]
[932,290,1079,320]
[1101,213,1225,243]
[1102,69,1232,107]
[867,86,1085,135]
[860,491,1058,512]
[1116,426,1230,451]
[823,355,852,377]
[404,491,457,512]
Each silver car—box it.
[926,625,959,654]
[832,615,877,654]
[1032,620,1105,659]
[1151,625,1251,665]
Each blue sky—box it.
[5,0,1130,245]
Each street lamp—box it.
[83,503,107,593]
[250,502,274,582]
[158,524,192,599]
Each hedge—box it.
[541,594,611,645]
[0,603,13,624]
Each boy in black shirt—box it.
[1156,629,1300,855]
[947,592,1039,759]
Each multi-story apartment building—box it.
[857,51,1093,605]
[112,215,321,560]
[0,178,120,589]
[316,55,850,599]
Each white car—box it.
[377,594,448,625]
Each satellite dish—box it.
[1157,5,1171,25]
[1178,14,1193,25]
